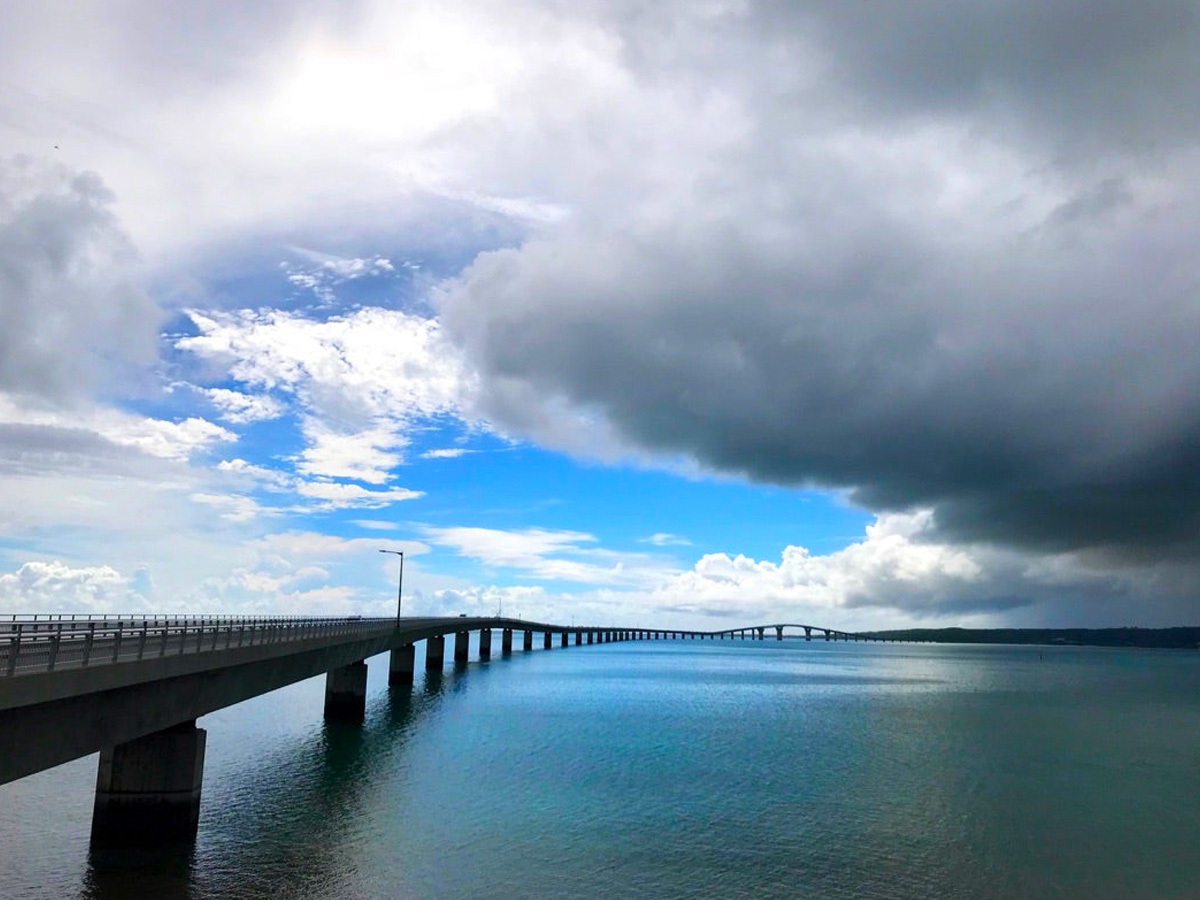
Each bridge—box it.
[0,613,889,844]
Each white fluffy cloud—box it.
[178,307,473,482]
[0,561,148,613]
[201,388,285,425]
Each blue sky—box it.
[2,1,1199,629]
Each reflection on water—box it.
[0,641,1198,900]
[82,662,447,900]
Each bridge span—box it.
[0,613,889,844]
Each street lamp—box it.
[379,549,404,621]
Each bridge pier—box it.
[776,626,783,641]
[388,643,415,686]
[479,629,492,660]
[426,634,446,670]
[756,628,764,640]
[454,631,470,662]
[575,631,582,646]
[544,631,553,649]
[561,631,569,648]
[804,627,812,641]
[92,720,206,845]
[324,661,368,721]
[587,631,594,644]
[523,630,533,651]
[502,629,513,654]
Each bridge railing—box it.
[0,616,394,678]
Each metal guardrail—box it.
[0,615,393,677]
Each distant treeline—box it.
[863,626,1200,649]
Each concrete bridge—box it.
[0,613,885,844]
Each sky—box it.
[2,0,1199,630]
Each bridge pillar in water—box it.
[523,629,534,651]
[575,631,582,646]
[324,660,368,721]
[92,720,206,845]
[479,629,492,660]
[454,631,470,662]
[389,643,415,685]
[587,631,594,644]
[502,629,513,654]
[804,627,812,641]
[426,634,446,669]
[775,626,783,641]
[561,631,569,648]
[756,628,764,640]
[824,630,831,641]
[544,631,553,649]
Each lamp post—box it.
[379,549,404,621]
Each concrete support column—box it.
[479,629,492,660]
[454,631,470,662]
[426,634,446,670]
[575,631,582,646]
[560,631,569,648]
[757,628,764,640]
[389,643,415,686]
[523,629,534,651]
[502,629,513,654]
[324,661,368,721]
[543,631,553,649]
[92,720,206,844]
[776,626,784,641]
[804,627,812,641]
[587,631,594,644]
[824,630,831,641]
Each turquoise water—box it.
[1,639,1198,898]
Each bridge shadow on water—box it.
[80,671,454,900]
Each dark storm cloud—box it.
[440,1,1200,558]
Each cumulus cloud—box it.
[432,1,1200,561]
[0,560,149,613]
[0,157,161,403]
[5,0,1200,625]
[202,388,285,424]
[178,307,472,482]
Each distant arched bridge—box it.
[0,614,898,844]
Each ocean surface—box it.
[1,638,1198,899]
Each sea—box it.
[1,637,1198,899]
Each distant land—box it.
[863,627,1200,650]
